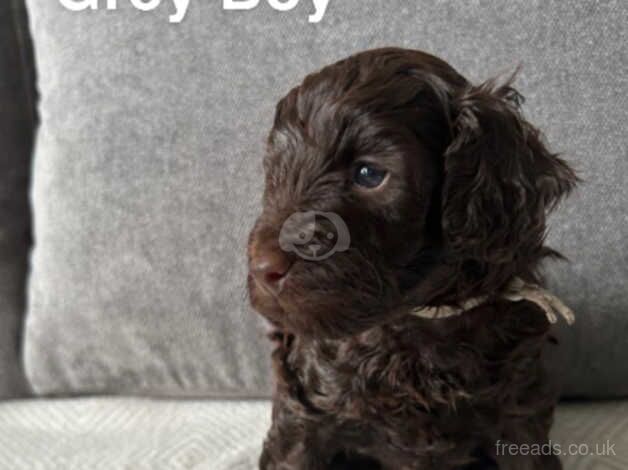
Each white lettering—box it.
[129,0,161,11]
[58,0,332,24]
[223,0,260,10]
[267,0,299,12]
[309,0,330,23]
[59,0,98,11]
[170,0,190,22]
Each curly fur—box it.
[247,48,577,469]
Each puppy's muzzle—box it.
[249,243,293,296]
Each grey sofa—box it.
[1,0,627,468]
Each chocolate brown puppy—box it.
[248,48,577,469]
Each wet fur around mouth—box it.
[247,47,577,469]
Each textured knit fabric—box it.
[0,0,36,398]
[23,0,628,397]
[0,399,626,469]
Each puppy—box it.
[247,48,577,470]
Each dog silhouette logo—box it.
[279,211,350,260]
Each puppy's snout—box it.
[250,247,293,295]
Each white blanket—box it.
[0,398,625,469]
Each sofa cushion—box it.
[0,0,36,399]
[23,1,628,397]
[0,398,626,469]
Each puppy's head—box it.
[248,48,577,338]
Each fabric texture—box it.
[23,0,628,397]
[0,399,270,470]
[0,0,36,398]
[0,398,626,469]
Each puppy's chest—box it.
[283,310,547,421]
[286,334,474,420]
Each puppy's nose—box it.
[250,249,293,294]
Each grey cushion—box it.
[0,398,626,469]
[24,1,627,397]
[0,0,36,398]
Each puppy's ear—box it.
[441,74,578,288]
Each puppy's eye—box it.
[353,164,387,189]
